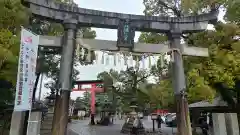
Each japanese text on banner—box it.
[14,28,39,111]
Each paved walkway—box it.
[67,118,178,135]
[68,119,125,135]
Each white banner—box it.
[14,28,39,111]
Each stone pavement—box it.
[68,119,125,135]
[67,118,178,135]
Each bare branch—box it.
[157,0,181,17]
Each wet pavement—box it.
[67,118,178,135]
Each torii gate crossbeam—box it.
[39,35,209,57]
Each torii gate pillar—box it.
[54,20,77,135]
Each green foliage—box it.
[140,0,240,106]
[0,0,26,106]
[185,23,240,103]
[138,32,167,44]
[0,0,29,33]
[225,1,240,24]
[97,67,151,111]
[143,0,225,17]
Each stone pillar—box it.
[225,113,239,135]
[26,111,42,135]
[168,31,191,135]
[9,111,26,135]
[212,113,227,135]
[55,19,77,135]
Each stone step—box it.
[46,113,54,117]
[44,116,54,121]
[42,119,53,124]
[40,128,51,134]
[41,125,52,130]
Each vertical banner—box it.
[14,28,39,111]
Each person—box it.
[201,120,209,135]
[157,115,163,128]
[132,116,139,135]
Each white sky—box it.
[36,0,225,100]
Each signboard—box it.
[117,20,135,49]
[151,113,158,120]
[14,28,39,111]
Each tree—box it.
[97,67,152,112]
[0,0,29,108]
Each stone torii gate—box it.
[21,0,218,135]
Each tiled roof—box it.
[189,97,228,108]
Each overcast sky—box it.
[36,0,225,100]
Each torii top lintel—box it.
[22,0,218,33]
[74,80,103,85]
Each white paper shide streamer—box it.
[95,51,98,64]
[148,55,152,68]
[113,54,117,66]
[124,54,128,65]
[135,56,139,68]
[81,47,85,60]
[141,54,145,69]
[129,54,133,67]
[101,52,105,64]
[105,54,109,66]
[86,49,91,63]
